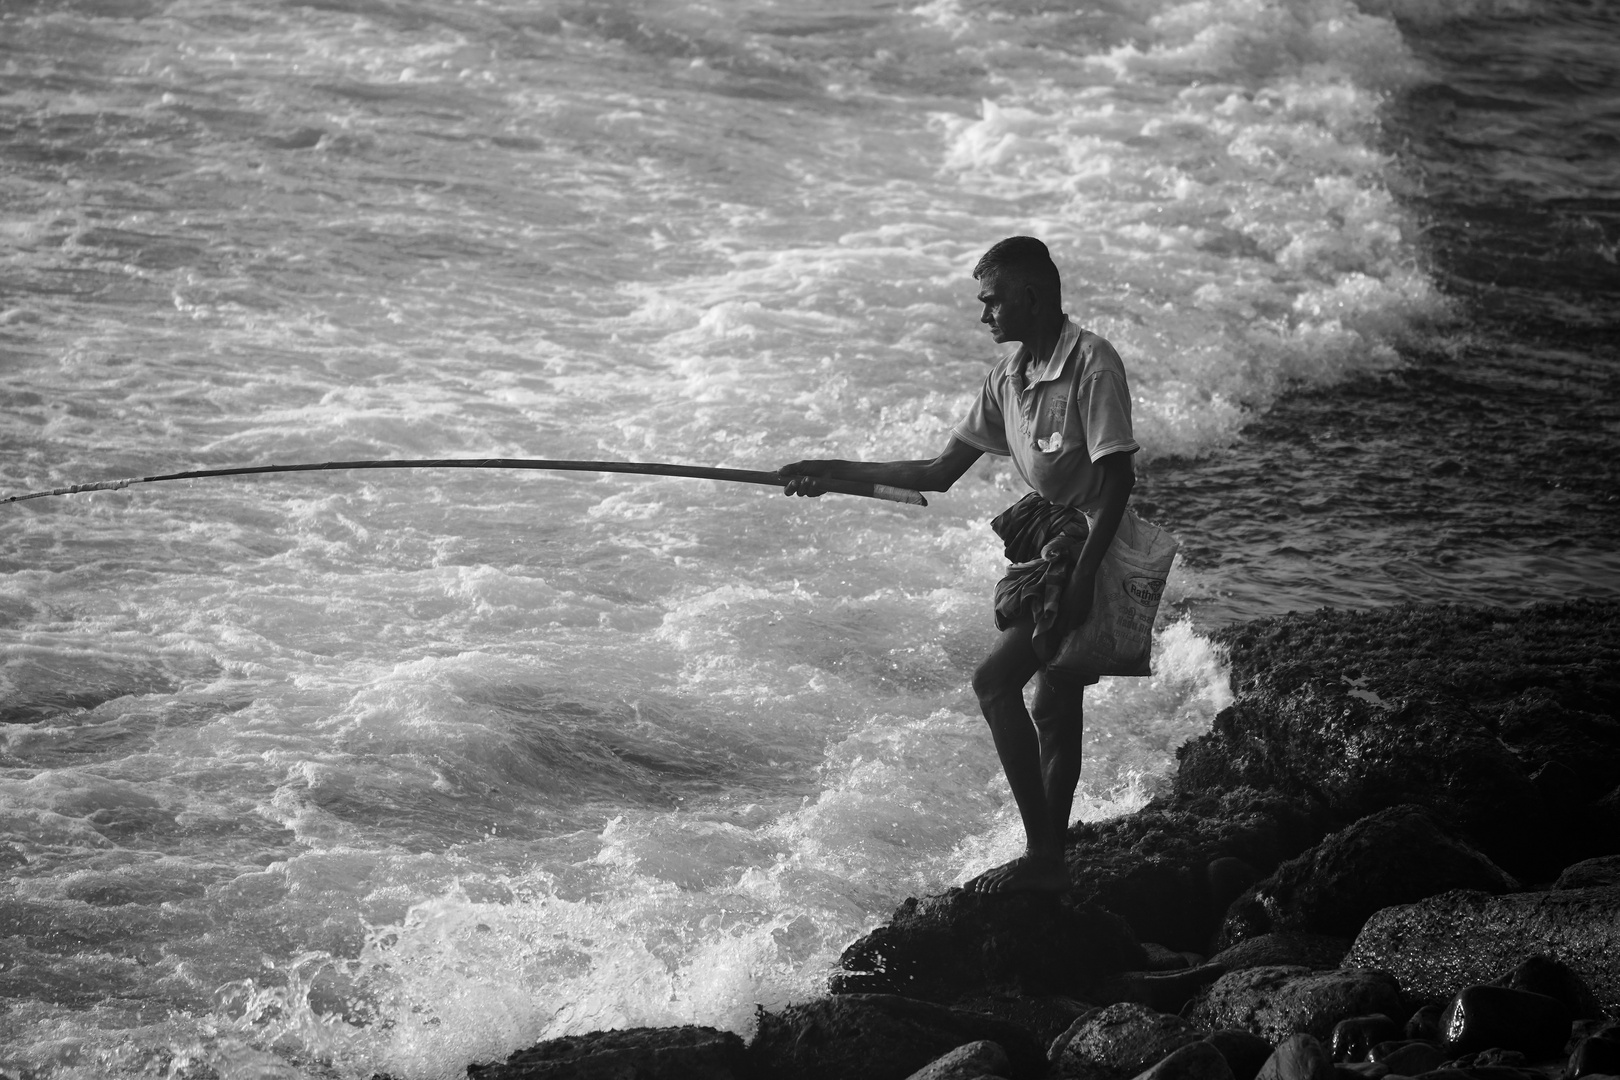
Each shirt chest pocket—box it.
[1034,393,1072,454]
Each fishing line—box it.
[2,458,927,506]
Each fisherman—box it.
[779,236,1138,893]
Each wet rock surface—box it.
[1049,1003,1209,1080]
[1212,807,1517,951]
[830,890,1145,1003]
[1185,967,1406,1045]
[748,993,1047,1080]
[465,1025,747,1080]
[1346,886,1620,1011]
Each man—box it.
[779,236,1138,893]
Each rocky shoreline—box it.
[432,599,1620,1080]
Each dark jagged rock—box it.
[1345,886,1620,1012]
[1048,1002,1209,1080]
[949,993,1092,1046]
[1208,933,1351,974]
[1186,967,1405,1044]
[830,890,1144,1003]
[1133,1042,1237,1080]
[1212,806,1517,952]
[1556,856,1620,890]
[1331,1015,1402,1063]
[748,993,1046,1080]
[903,1039,1012,1080]
[1438,985,1572,1059]
[466,1025,746,1079]
[1180,602,1620,881]
[1061,789,1319,952]
[1495,954,1604,1022]
[1256,1034,1336,1080]
[1204,1030,1276,1080]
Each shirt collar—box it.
[1024,315,1079,386]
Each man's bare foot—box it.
[964,855,1068,894]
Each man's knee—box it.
[971,658,1021,707]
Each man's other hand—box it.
[778,460,832,497]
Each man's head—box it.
[973,236,1062,346]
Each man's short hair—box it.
[973,236,1061,302]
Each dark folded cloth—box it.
[989,491,1091,664]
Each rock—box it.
[904,1040,1012,1080]
[951,994,1092,1045]
[1568,1035,1620,1079]
[1084,965,1229,1015]
[1065,789,1320,952]
[1256,1034,1336,1080]
[1131,1042,1238,1080]
[1438,986,1572,1059]
[1209,933,1353,974]
[1331,1016,1403,1063]
[1212,807,1517,952]
[1335,1064,1388,1080]
[1496,954,1604,1021]
[1204,1030,1274,1080]
[1050,1002,1210,1080]
[748,994,1047,1080]
[831,889,1144,1003]
[1345,886,1620,1012]
[1179,602,1620,882]
[467,1025,746,1079]
[1187,967,1406,1045]
[1556,856,1620,890]
[1371,1041,1446,1075]
[1405,1008,1444,1042]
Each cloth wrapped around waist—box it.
[989,491,1090,664]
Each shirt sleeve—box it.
[1077,368,1139,462]
[951,368,1012,456]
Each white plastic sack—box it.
[1049,507,1179,678]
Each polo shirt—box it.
[952,315,1139,512]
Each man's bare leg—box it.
[1031,668,1086,855]
[965,620,1071,893]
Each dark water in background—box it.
[1147,0,1620,623]
[0,0,1617,1076]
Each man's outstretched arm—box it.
[779,436,984,496]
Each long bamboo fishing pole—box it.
[2,458,928,506]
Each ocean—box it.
[1,0,1615,1076]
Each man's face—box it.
[976,273,1035,345]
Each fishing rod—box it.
[2,457,928,506]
